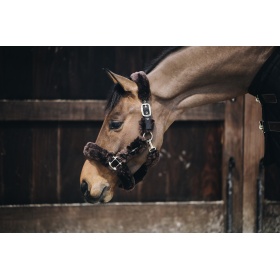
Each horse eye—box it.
[109,121,123,130]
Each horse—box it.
[80,46,280,204]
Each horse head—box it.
[80,69,164,203]
[79,46,278,205]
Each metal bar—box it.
[226,157,235,233]
[256,158,264,233]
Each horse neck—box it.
[147,46,275,131]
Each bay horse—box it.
[80,46,280,204]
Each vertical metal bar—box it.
[226,157,235,233]
[256,158,264,233]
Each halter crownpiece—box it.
[83,71,160,191]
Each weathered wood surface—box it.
[0,47,166,100]
[0,100,106,121]
[0,121,102,204]
[222,97,244,232]
[0,121,223,204]
[0,100,225,121]
[0,202,224,233]
[2,200,279,232]
[242,94,264,232]
[263,201,280,233]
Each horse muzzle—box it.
[80,180,111,204]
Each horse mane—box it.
[105,47,183,113]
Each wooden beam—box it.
[0,100,106,121]
[0,100,225,121]
[0,202,224,233]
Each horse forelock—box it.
[105,83,125,113]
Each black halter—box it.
[83,71,160,190]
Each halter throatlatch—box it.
[83,71,160,191]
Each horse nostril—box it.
[80,180,89,195]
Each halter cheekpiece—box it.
[83,71,160,191]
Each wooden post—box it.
[242,94,264,232]
[223,96,244,232]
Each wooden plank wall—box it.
[0,47,224,205]
[0,104,224,204]
[0,47,166,100]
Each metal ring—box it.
[109,156,122,171]
[143,132,153,141]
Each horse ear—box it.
[103,68,138,92]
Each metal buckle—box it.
[143,132,156,152]
[109,156,122,171]
[141,103,152,117]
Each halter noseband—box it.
[83,71,160,191]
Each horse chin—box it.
[100,191,114,203]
